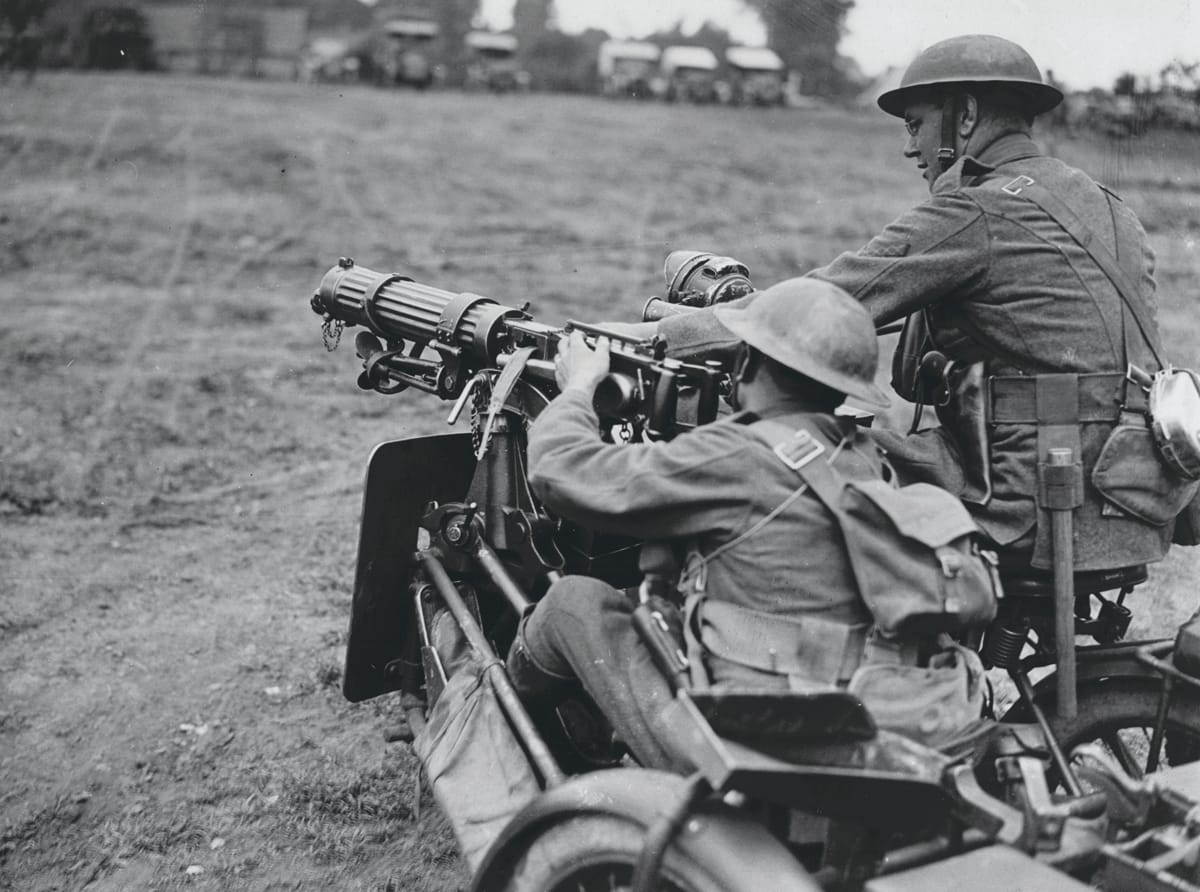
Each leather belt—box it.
[988,372,1146,424]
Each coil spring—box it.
[981,620,1028,670]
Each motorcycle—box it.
[310,252,1200,891]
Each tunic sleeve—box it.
[527,389,753,539]
[807,191,991,326]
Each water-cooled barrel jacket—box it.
[657,132,1167,568]
[527,388,879,626]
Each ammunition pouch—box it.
[847,638,986,748]
[691,598,985,747]
[1093,412,1200,526]
[692,597,872,689]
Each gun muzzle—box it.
[312,258,527,362]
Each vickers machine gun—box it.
[312,252,1200,892]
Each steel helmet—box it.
[877,35,1063,118]
[713,278,889,407]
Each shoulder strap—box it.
[751,419,871,602]
[751,419,845,512]
[994,174,1165,368]
[681,419,822,595]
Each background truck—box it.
[725,45,786,106]
[659,45,719,103]
[597,39,660,99]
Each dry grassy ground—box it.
[2,73,1199,891]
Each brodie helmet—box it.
[713,278,889,407]
[877,34,1064,118]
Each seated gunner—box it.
[507,278,987,770]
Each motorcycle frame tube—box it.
[417,550,566,788]
[470,768,823,892]
[472,538,532,614]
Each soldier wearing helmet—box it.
[654,34,1187,574]
[506,279,904,770]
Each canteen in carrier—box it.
[1148,366,1200,480]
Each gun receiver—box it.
[312,258,729,440]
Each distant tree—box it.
[0,0,48,81]
[512,0,554,61]
[1113,71,1137,96]
[3,0,48,33]
[741,0,854,97]
[1160,60,1200,101]
[523,27,606,92]
[644,18,735,58]
[436,0,479,86]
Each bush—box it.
[79,6,154,70]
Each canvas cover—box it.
[412,651,541,871]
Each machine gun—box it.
[310,253,743,441]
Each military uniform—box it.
[508,387,882,769]
[659,132,1179,571]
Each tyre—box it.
[496,814,734,892]
[1011,678,1200,779]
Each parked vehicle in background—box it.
[725,45,786,106]
[369,17,437,88]
[597,39,660,99]
[464,31,524,93]
[302,36,359,83]
[659,45,719,103]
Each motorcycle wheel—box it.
[496,814,740,892]
[1033,679,1200,778]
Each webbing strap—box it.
[997,176,1164,368]
[752,419,869,600]
[988,372,1145,423]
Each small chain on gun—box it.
[321,316,343,352]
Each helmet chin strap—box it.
[729,345,753,412]
[936,93,962,176]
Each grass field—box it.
[2,72,1200,891]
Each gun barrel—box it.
[312,259,527,362]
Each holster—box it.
[891,311,933,402]
[936,361,992,505]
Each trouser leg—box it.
[506,575,689,772]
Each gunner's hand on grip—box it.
[555,332,611,394]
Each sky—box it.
[478,0,1200,91]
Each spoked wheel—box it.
[498,815,734,892]
[1036,680,1200,780]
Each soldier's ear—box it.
[959,93,980,137]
